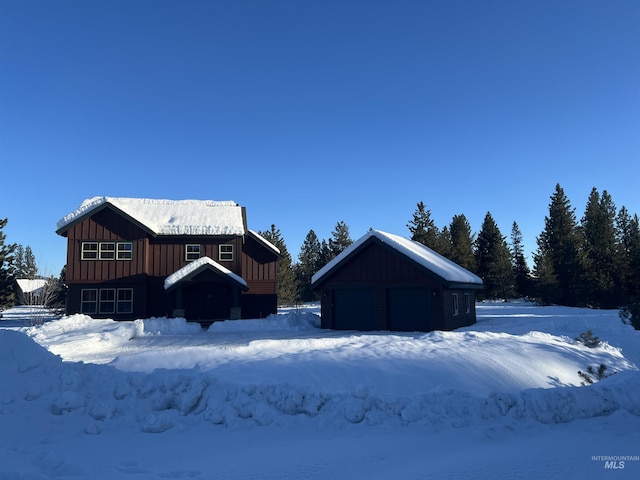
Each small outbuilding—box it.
[311,230,483,332]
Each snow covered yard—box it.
[1,302,640,479]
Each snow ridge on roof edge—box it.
[312,230,483,285]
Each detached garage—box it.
[311,230,483,332]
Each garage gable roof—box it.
[311,230,483,287]
[164,256,248,291]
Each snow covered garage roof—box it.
[312,230,483,287]
[164,257,248,291]
[56,197,246,236]
[16,278,48,294]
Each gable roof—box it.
[164,256,248,291]
[56,197,246,236]
[247,230,281,256]
[16,278,49,294]
[311,230,483,287]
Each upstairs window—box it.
[219,244,234,262]
[452,293,459,316]
[99,242,116,260]
[81,243,98,260]
[117,242,133,260]
[186,244,201,261]
[82,241,133,261]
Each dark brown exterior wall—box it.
[316,240,477,332]
[62,207,279,320]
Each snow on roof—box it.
[16,279,48,293]
[248,230,281,255]
[56,197,246,236]
[164,256,248,291]
[312,230,483,286]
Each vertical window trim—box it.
[219,244,234,262]
[99,288,116,314]
[116,288,133,314]
[81,242,98,260]
[81,289,98,314]
[452,293,459,316]
[116,242,133,261]
[99,242,116,260]
[185,244,201,261]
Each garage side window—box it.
[464,293,471,314]
[81,289,97,314]
[452,293,459,316]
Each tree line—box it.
[260,184,640,329]
[2,184,639,328]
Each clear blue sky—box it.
[1,0,639,276]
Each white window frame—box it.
[116,242,133,260]
[81,242,98,260]
[99,288,116,314]
[116,288,133,314]
[464,293,471,314]
[99,242,116,260]
[219,244,234,262]
[185,244,201,261]
[452,293,459,316]
[81,289,98,314]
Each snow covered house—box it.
[311,230,483,332]
[56,197,280,323]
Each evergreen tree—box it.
[449,214,476,272]
[510,221,531,297]
[532,243,559,305]
[407,202,441,251]
[438,226,452,259]
[13,244,25,277]
[258,225,298,306]
[24,246,38,278]
[474,212,515,299]
[581,188,618,307]
[328,221,353,260]
[616,208,640,301]
[534,184,584,306]
[0,218,16,309]
[295,230,323,302]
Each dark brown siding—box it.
[242,235,278,296]
[65,208,147,284]
[316,240,477,332]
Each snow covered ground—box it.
[1,301,640,479]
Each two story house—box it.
[56,197,280,323]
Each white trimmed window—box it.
[452,293,459,316]
[186,244,201,261]
[117,288,133,314]
[81,242,98,260]
[219,244,234,262]
[464,293,471,314]
[81,289,97,314]
[117,242,133,260]
[99,242,116,260]
[99,289,116,314]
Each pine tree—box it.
[258,225,298,306]
[534,184,584,306]
[24,246,38,279]
[295,230,323,302]
[581,188,618,307]
[474,212,515,299]
[328,221,353,260]
[438,226,452,259]
[13,244,25,277]
[532,243,559,305]
[616,208,640,301]
[407,202,441,251]
[449,214,476,272]
[0,218,16,309]
[510,221,531,298]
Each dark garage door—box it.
[333,288,376,330]
[387,287,430,332]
